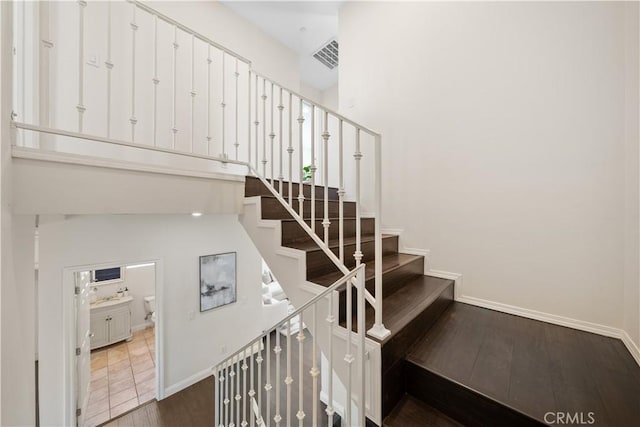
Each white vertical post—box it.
[206,45,212,156]
[214,365,220,427]
[344,279,353,427]
[152,15,159,146]
[287,92,293,206]
[274,329,282,426]
[225,363,230,427]
[356,269,367,427]
[354,129,362,267]
[130,3,137,142]
[338,120,344,263]
[325,294,335,426]
[105,0,113,138]
[310,306,319,427]
[296,313,305,427]
[76,0,86,132]
[242,348,249,427]
[310,105,316,232]
[234,58,240,160]
[221,52,227,159]
[261,78,267,177]
[236,353,242,427]
[255,74,259,171]
[257,338,263,424]
[265,333,272,427]
[278,87,284,194]
[39,0,53,142]
[249,344,256,427]
[230,358,236,427]
[368,133,391,339]
[322,111,331,244]
[171,26,178,148]
[269,82,275,185]
[189,34,195,153]
[297,98,305,219]
[285,319,293,427]
[248,69,252,166]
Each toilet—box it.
[144,295,156,324]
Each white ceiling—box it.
[221,1,341,91]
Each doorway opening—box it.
[73,261,158,427]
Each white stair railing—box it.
[215,264,367,427]
[11,0,390,340]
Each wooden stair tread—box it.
[383,394,462,427]
[308,253,423,287]
[342,275,454,344]
[286,234,393,252]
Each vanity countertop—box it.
[90,295,133,310]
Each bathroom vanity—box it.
[90,296,133,350]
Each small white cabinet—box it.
[90,297,132,350]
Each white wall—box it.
[37,214,264,426]
[91,263,156,330]
[623,2,640,355]
[340,2,636,335]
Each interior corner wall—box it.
[339,2,629,331]
[624,1,640,353]
[37,214,263,426]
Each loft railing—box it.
[11,0,390,340]
[215,264,368,427]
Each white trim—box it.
[164,366,213,398]
[131,322,154,333]
[621,330,640,367]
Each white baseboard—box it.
[164,367,213,398]
[621,330,640,366]
[132,322,154,333]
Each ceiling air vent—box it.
[313,39,339,70]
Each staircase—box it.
[241,176,456,426]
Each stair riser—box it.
[281,218,375,245]
[338,256,424,323]
[245,177,339,200]
[261,197,356,220]
[381,285,454,418]
[305,236,399,279]
[405,365,546,427]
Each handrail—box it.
[128,0,251,65]
[253,71,381,137]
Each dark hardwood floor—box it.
[405,302,640,427]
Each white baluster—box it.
[152,15,159,146]
[285,319,293,427]
[171,26,178,148]
[230,357,236,427]
[225,363,230,427]
[237,352,242,427]
[287,92,294,206]
[278,87,284,195]
[345,279,353,427]
[310,105,316,233]
[310,306,319,427]
[255,74,259,170]
[189,34,195,153]
[270,83,275,185]
[105,0,112,138]
[130,3,138,142]
[368,133,391,339]
[235,59,240,160]
[262,79,267,177]
[296,313,305,427]
[265,333,272,427]
[214,365,220,427]
[206,45,212,156]
[221,52,227,159]
[354,129,363,267]
[242,348,249,427]
[220,365,226,427]
[76,0,86,132]
[357,269,367,427]
[325,295,335,426]
[257,338,263,423]
[248,70,252,166]
[338,120,344,263]
[274,328,282,426]
[297,99,305,219]
[322,111,331,244]
[250,344,256,427]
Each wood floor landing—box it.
[404,302,640,427]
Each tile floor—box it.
[84,327,156,427]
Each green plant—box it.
[303,165,312,181]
